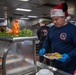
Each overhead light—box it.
[19,0,29,1]
[28,16,38,18]
[16,8,32,12]
[20,18,29,20]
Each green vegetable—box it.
[18,28,34,37]
[0,28,34,37]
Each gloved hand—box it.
[39,48,46,56]
[57,54,70,62]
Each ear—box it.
[62,3,68,12]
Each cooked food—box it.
[45,52,62,59]
[54,52,62,57]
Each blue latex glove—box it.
[57,54,70,62]
[39,48,46,56]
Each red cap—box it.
[54,3,68,17]
[54,3,68,11]
[50,3,71,20]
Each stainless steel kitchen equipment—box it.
[0,36,38,75]
[24,61,72,75]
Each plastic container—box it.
[36,69,54,75]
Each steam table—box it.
[0,36,38,75]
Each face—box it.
[52,16,66,28]
[40,22,45,26]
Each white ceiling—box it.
[0,0,76,20]
[0,0,65,20]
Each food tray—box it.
[43,53,62,60]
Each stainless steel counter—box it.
[23,61,72,75]
[0,36,38,75]
[36,61,72,75]
[0,36,38,42]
